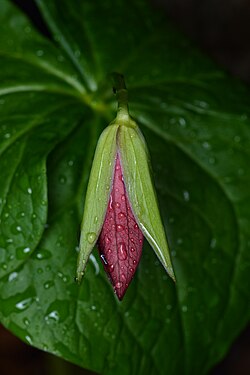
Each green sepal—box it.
[76,123,119,282]
[118,123,176,281]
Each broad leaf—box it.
[0,0,249,374]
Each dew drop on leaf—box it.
[182,305,188,313]
[15,297,33,311]
[16,247,31,259]
[43,280,54,290]
[8,272,18,282]
[45,310,60,323]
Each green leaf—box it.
[0,0,249,374]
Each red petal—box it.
[98,153,143,300]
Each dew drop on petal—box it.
[105,236,111,244]
[116,224,124,232]
[118,242,127,260]
[115,282,123,289]
[118,212,125,219]
[121,274,126,282]
[109,264,114,272]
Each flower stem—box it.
[111,72,129,122]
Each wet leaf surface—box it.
[0,0,250,374]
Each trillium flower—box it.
[76,74,175,299]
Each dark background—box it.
[1,0,249,374]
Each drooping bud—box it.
[76,73,175,299]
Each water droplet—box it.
[35,249,52,260]
[116,224,124,232]
[210,238,217,249]
[108,196,113,211]
[118,242,127,260]
[121,274,126,282]
[182,305,188,312]
[68,160,74,166]
[105,236,111,244]
[129,267,134,273]
[15,297,33,311]
[4,133,10,139]
[8,272,18,282]
[1,263,7,270]
[16,225,22,232]
[44,280,54,289]
[45,310,59,322]
[25,335,33,345]
[134,223,138,229]
[234,135,241,143]
[178,117,186,127]
[194,100,209,109]
[183,190,190,201]
[36,50,44,57]
[166,304,172,310]
[114,202,120,208]
[94,216,98,224]
[87,232,96,244]
[118,212,125,219]
[59,175,67,184]
[16,247,31,259]
[130,247,135,252]
[121,194,126,201]
[208,157,216,165]
[23,317,30,326]
[115,282,123,289]
[202,141,211,149]
[109,264,114,272]
[27,188,32,194]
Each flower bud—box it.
[76,74,175,299]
